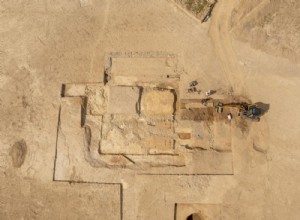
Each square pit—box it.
[141,89,175,116]
[108,86,140,114]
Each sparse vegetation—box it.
[185,0,194,10]
[184,0,209,14]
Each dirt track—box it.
[209,0,246,94]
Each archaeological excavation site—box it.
[1,0,300,219]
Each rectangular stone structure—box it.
[110,57,179,86]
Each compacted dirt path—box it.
[209,0,246,95]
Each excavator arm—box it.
[215,102,262,121]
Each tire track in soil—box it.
[209,0,246,95]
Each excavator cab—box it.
[241,105,262,121]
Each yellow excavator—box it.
[215,102,262,121]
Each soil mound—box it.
[10,139,27,168]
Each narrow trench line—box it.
[52,105,61,181]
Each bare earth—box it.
[1,0,300,219]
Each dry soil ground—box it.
[0,0,300,219]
